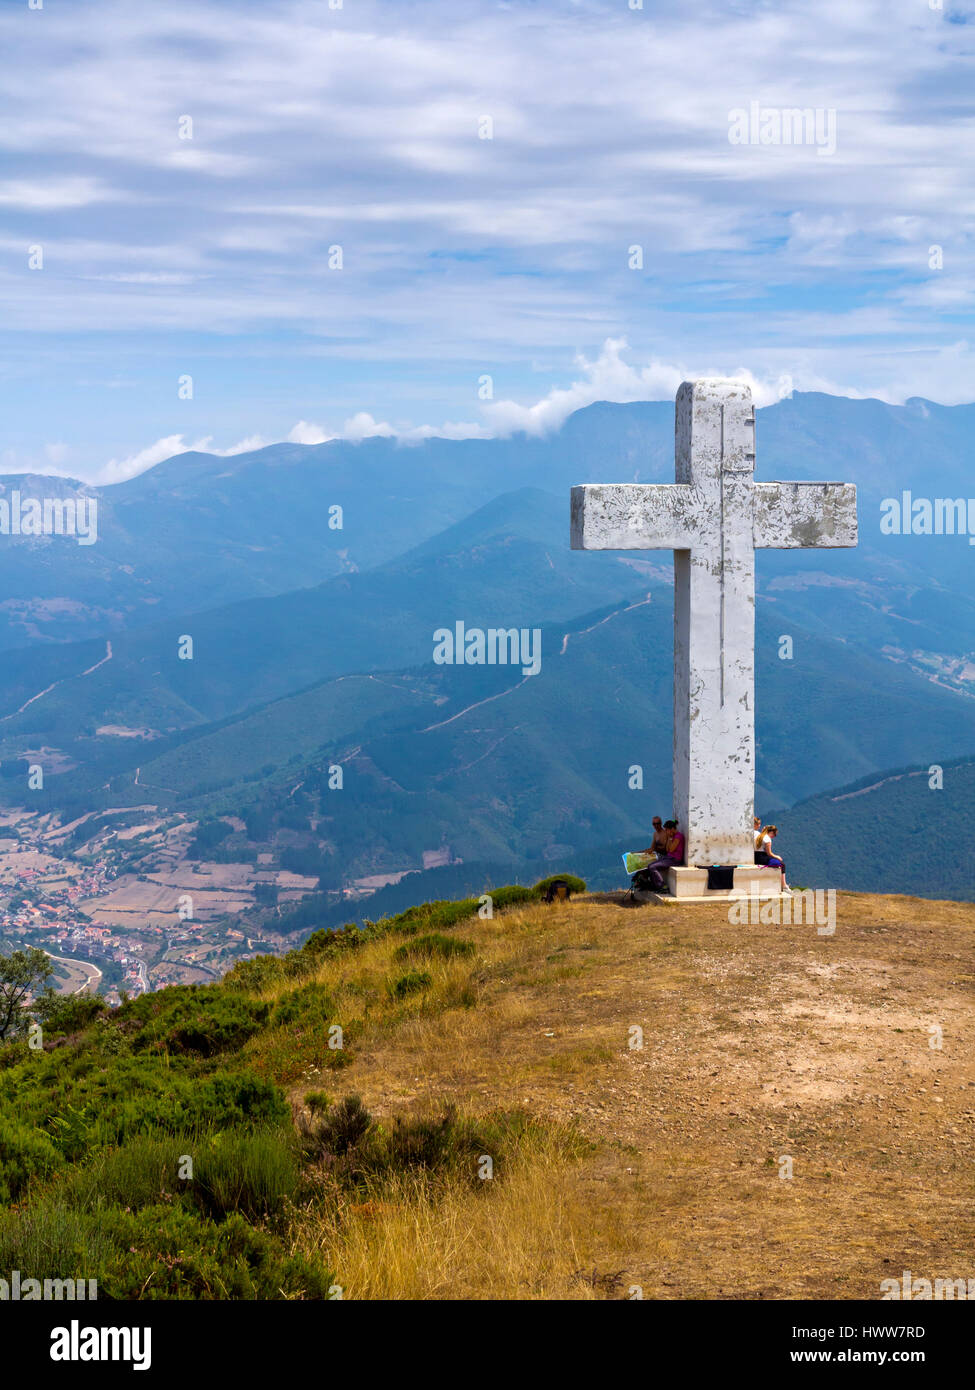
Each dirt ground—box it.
[337,891,974,1299]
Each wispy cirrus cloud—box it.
[0,176,122,210]
[1,0,973,476]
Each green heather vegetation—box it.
[0,876,585,1299]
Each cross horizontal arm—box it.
[753,481,858,549]
[570,483,697,551]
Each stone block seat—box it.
[634,864,784,904]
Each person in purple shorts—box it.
[758,824,790,891]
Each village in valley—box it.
[0,803,327,1002]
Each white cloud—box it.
[0,177,118,209]
[482,340,682,435]
[213,434,269,456]
[82,342,861,485]
[98,435,197,485]
[340,412,396,442]
[480,340,811,435]
[287,420,333,445]
[94,430,273,483]
[92,271,196,285]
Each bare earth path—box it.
[0,640,112,722]
[336,892,974,1299]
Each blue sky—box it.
[1,0,974,482]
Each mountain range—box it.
[4,390,975,646]
[1,391,974,901]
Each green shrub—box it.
[59,1134,183,1212]
[486,885,536,909]
[0,1054,287,1161]
[129,988,270,1057]
[303,1090,331,1115]
[0,1119,62,1203]
[190,1128,301,1222]
[385,880,569,937]
[392,933,476,963]
[299,1094,372,1160]
[51,1122,301,1227]
[388,898,480,935]
[533,873,586,897]
[194,1073,288,1131]
[33,989,107,1037]
[272,983,333,1030]
[224,928,362,995]
[0,1199,114,1276]
[372,1107,559,1186]
[389,970,432,999]
[383,1109,473,1174]
[0,1200,332,1300]
[223,954,282,994]
[299,1098,545,1188]
[291,927,364,970]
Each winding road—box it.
[42,949,103,996]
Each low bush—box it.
[486,885,536,910]
[127,988,270,1057]
[298,1093,546,1189]
[298,1094,372,1161]
[222,954,282,994]
[33,989,108,1037]
[389,970,432,999]
[59,1133,184,1212]
[191,1128,302,1222]
[0,1200,332,1300]
[392,933,475,963]
[223,926,363,995]
[0,1118,62,1203]
[272,983,333,1030]
[388,898,481,935]
[533,874,586,897]
[1,1053,287,1161]
[385,878,581,938]
[59,1125,300,1224]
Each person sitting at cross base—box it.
[645,817,669,857]
[631,818,668,892]
[753,815,770,865]
[665,820,685,864]
[758,824,790,891]
[646,819,685,891]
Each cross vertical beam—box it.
[570,377,857,870]
[673,379,757,865]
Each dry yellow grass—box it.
[297,1140,606,1300]
[264,891,974,1299]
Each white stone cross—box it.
[571,379,857,867]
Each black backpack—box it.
[543,879,571,903]
[630,867,663,893]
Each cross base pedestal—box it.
[633,864,785,905]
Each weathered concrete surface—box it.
[571,378,858,868]
[753,482,858,548]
